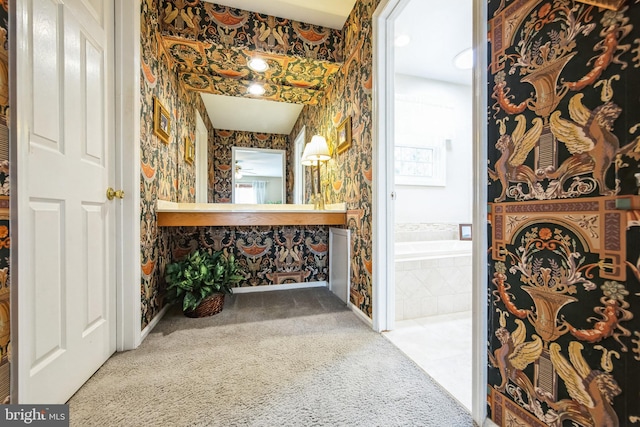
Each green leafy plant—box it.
[164,249,243,313]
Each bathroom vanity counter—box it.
[156,201,347,227]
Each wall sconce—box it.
[302,135,331,209]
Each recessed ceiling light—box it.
[394,34,411,47]
[248,58,269,72]
[453,48,473,70]
[248,83,265,96]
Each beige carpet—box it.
[68,288,475,426]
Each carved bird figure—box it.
[489,115,543,202]
[489,319,543,393]
[549,341,621,427]
[550,94,621,195]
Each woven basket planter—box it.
[184,293,226,318]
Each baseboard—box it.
[349,302,373,327]
[140,304,170,342]
[232,281,328,294]
[483,418,499,427]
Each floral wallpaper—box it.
[289,0,378,318]
[158,0,343,105]
[211,130,292,203]
[0,0,8,404]
[487,1,640,425]
[140,0,216,329]
[141,0,376,318]
[169,225,328,288]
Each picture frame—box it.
[184,136,194,164]
[153,96,171,144]
[459,224,472,241]
[336,116,352,154]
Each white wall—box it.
[394,74,472,225]
[262,177,283,203]
[236,176,284,203]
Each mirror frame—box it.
[293,126,306,204]
[231,147,286,204]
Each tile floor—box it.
[383,311,472,411]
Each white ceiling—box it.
[235,148,284,178]
[199,0,472,135]
[202,0,357,29]
[394,0,472,86]
[203,94,303,135]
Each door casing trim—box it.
[114,0,142,352]
[371,0,489,424]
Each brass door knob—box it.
[106,187,125,200]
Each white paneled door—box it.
[15,0,116,403]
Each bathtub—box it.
[394,239,473,321]
[395,239,472,261]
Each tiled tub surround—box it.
[395,239,472,321]
[394,223,460,243]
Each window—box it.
[235,184,256,204]
[395,144,444,186]
[394,94,451,186]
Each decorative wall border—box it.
[490,388,548,427]
[489,196,640,280]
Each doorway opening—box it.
[374,0,475,413]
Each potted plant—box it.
[164,249,243,317]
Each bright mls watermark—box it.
[1,405,68,426]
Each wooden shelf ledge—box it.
[157,211,347,227]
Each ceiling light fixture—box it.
[248,83,265,96]
[453,48,473,70]
[248,58,269,72]
[394,34,411,47]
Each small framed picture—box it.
[336,116,352,154]
[153,96,171,144]
[459,224,472,241]
[184,136,194,164]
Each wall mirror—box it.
[231,147,286,204]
